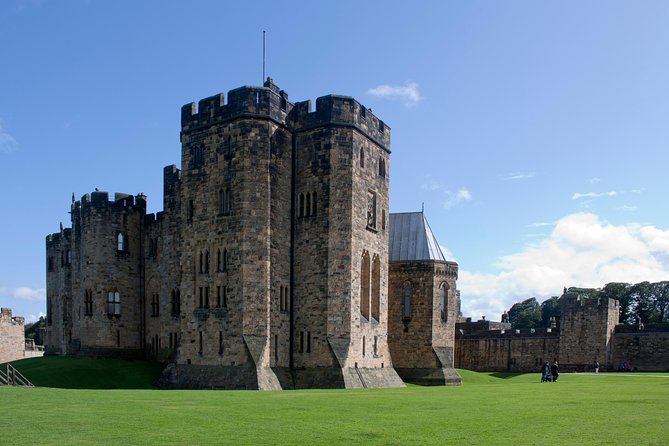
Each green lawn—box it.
[1,359,667,445]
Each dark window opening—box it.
[378,157,386,178]
[84,290,93,316]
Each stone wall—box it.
[612,324,669,372]
[0,308,26,363]
[455,328,560,372]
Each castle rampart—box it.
[0,308,43,363]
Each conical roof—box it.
[389,212,446,262]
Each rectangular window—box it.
[199,331,203,355]
[307,331,311,353]
[225,190,231,213]
[299,331,304,353]
[84,290,93,316]
[274,334,279,361]
[367,191,377,230]
[219,331,224,355]
[107,291,121,316]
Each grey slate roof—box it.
[389,212,447,262]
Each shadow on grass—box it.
[489,372,526,379]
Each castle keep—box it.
[45,79,462,389]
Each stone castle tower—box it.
[45,79,434,389]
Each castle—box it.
[455,291,669,372]
[44,79,462,389]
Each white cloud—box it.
[458,213,669,321]
[588,177,601,184]
[527,221,555,228]
[367,82,421,107]
[443,187,472,209]
[502,172,536,181]
[0,286,45,302]
[572,191,617,200]
[0,119,19,153]
[421,174,444,191]
[617,205,637,212]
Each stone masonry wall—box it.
[455,330,560,372]
[612,325,669,372]
[0,309,25,364]
[559,294,619,371]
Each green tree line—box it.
[506,281,669,329]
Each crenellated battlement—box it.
[458,325,559,339]
[181,79,292,133]
[72,190,147,215]
[180,80,390,151]
[289,95,390,151]
[560,292,619,314]
[46,228,72,246]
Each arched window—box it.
[440,283,449,322]
[223,248,229,272]
[403,282,411,320]
[217,249,222,272]
[219,189,225,215]
[360,251,370,321]
[379,157,386,178]
[108,291,121,316]
[199,251,204,273]
[312,191,317,215]
[360,147,365,168]
[204,251,210,274]
[305,192,311,216]
[371,255,380,322]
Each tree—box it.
[652,281,669,323]
[540,296,561,328]
[630,281,654,325]
[507,298,542,329]
[24,316,46,345]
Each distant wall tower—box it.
[558,292,620,371]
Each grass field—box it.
[1,358,668,445]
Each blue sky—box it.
[2,0,669,322]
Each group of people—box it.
[541,360,559,382]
